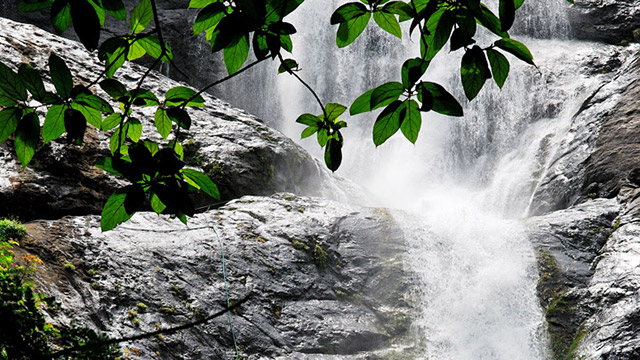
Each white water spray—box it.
[218,1,618,358]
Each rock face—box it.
[0,18,358,220]
[567,0,640,44]
[21,194,416,359]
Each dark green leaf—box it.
[0,108,22,142]
[401,58,429,88]
[423,9,454,60]
[450,27,475,51]
[301,126,318,138]
[474,4,509,38]
[154,148,185,175]
[373,100,402,146]
[193,2,226,34]
[124,184,145,214]
[317,128,329,147]
[382,1,413,19]
[43,104,67,142]
[336,12,370,48]
[0,62,28,102]
[278,58,298,74]
[18,64,47,101]
[130,89,159,107]
[165,86,204,107]
[330,2,368,24]
[460,46,490,100]
[280,34,293,52]
[63,108,86,145]
[139,36,173,61]
[166,107,191,129]
[495,38,535,65]
[349,88,375,115]
[418,82,463,116]
[181,168,220,199]
[0,89,17,107]
[373,10,402,38]
[99,79,127,100]
[95,156,124,177]
[103,0,127,20]
[130,0,152,34]
[101,188,135,231]
[371,81,404,109]
[154,108,172,139]
[499,0,515,31]
[324,136,342,172]
[19,0,54,12]
[49,53,73,99]
[70,0,101,50]
[51,0,72,33]
[486,48,510,88]
[400,100,421,144]
[296,114,321,126]
[325,103,347,121]
[265,0,304,24]
[253,33,270,59]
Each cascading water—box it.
[216,1,621,358]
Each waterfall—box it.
[217,1,617,358]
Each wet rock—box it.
[21,194,416,359]
[526,198,619,359]
[567,0,640,44]
[0,18,359,220]
[528,47,637,216]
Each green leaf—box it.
[495,38,535,65]
[418,82,463,117]
[515,0,525,9]
[71,101,102,128]
[382,1,413,19]
[336,12,371,48]
[109,126,128,155]
[130,89,159,107]
[127,40,147,61]
[99,79,128,100]
[0,108,22,143]
[373,11,402,38]
[193,2,226,34]
[324,137,342,172]
[400,100,421,143]
[296,113,320,126]
[101,188,135,231]
[70,0,101,50]
[42,104,67,142]
[51,0,72,33]
[373,100,402,146]
[74,93,114,114]
[99,37,128,79]
[127,118,142,142]
[401,58,429,88]
[18,64,46,102]
[461,46,490,100]
[223,33,250,75]
[422,9,454,60]
[474,4,509,38]
[371,81,404,109]
[330,2,369,24]
[168,141,184,160]
[95,156,124,177]
[19,0,54,12]
[181,169,220,199]
[0,62,28,102]
[130,0,153,34]
[350,88,375,115]
[189,0,217,8]
[103,0,127,20]
[154,108,172,139]
[0,90,17,107]
[486,48,510,89]
[450,27,475,51]
[317,128,329,147]
[165,86,205,107]
[278,58,298,74]
[301,126,318,138]
[49,54,73,99]
[150,193,166,213]
[280,34,293,53]
[264,0,304,24]
[139,36,173,61]
[325,103,347,121]
[14,113,40,166]
[253,33,270,59]
[499,0,515,31]
[101,113,122,131]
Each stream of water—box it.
[216,1,611,358]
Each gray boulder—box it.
[0,17,359,220]
[568,0,640,44]
[21,194,416,359]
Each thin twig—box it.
[276,53,327,120]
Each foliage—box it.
[0,220,119,359]
[0,0,572,230]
